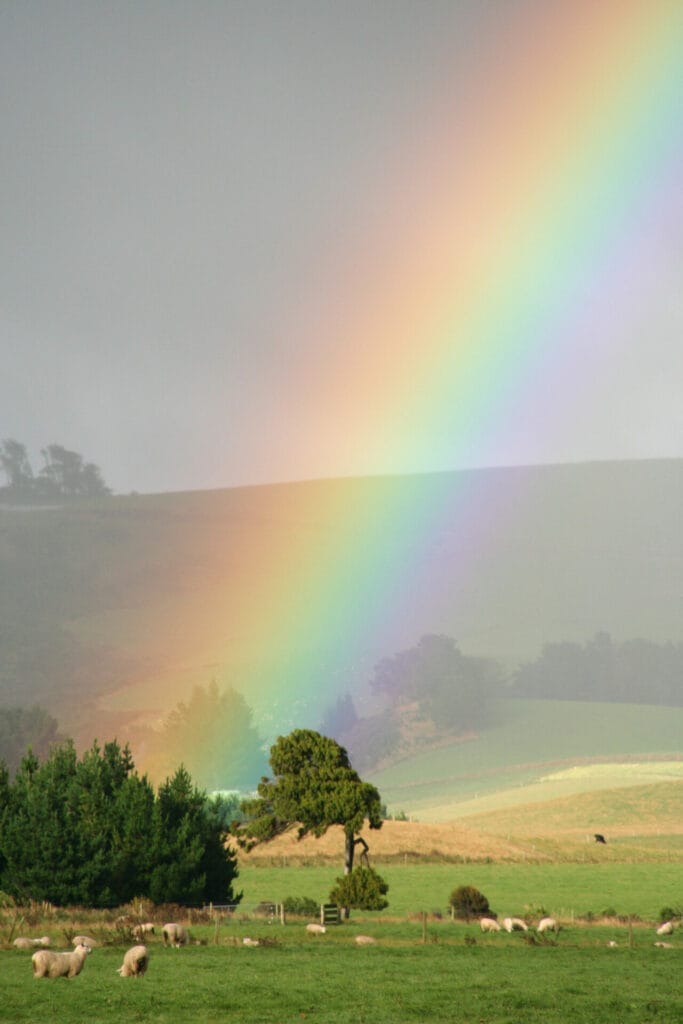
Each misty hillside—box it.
[0,459,681,751]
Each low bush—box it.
[448,884,491,920]
[282,896,319,917]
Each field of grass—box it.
[2,919,682,1024]
[369,700,683,819]
[235,861,682,922]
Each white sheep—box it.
[14,936,51,950]
[242,937,260,947]
[503,917,528,933]
[607,940,618,947]
[654,941,673,948]
[117,944,149,977]
[479,917,501,933]
[305,923,326,935]
[354,935,376,945]
[162,923,189,947]
[537,917,559,934]
[656,921,674,936]
[32,942,91,979]
[132,922,155,941]
[72,935,98,947]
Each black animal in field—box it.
[594,833,607,844]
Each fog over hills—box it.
[0,459,680,765]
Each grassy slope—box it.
[369,699,683,819]
[0,459,681,742]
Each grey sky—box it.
[2,1,681,495]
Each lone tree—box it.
[237,729,383,875]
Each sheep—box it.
[242,937,260,947]
[607,940,618,947]
[132,922,155,941]
[654,941,673,949]
[656,921,674,936]
[479,917,501,933]
[503,917,528,933]
[354,935,377,945]
[14,936,51,950]
[32,942,91,979]
[537,917,559,934]
[72,935,98,947]
[117,944,149,977]
[305,923,326,935]
[162,923,189,947]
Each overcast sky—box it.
[2,0,682,495]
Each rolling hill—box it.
[0,458,681,789]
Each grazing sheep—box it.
[479,917,501,933]
[354,935,376,945]
[594,833,607,844]
[132,922,155,940]
[654,941,673,948]
[656,921,674,936]
[72,935,98,948]
[537,917,559,934]
[607,940,618,947]
[305,923,326,935]
[32,943,91,979]
[162,923,189,947]
[503,917,528,933]
[14,936,51,950]
[242,937,260,947]
[117,944,149,977]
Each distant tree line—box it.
[0,438,110,499]
[0,739,240,907]
[509,632,683,706]
[321,634,501,771]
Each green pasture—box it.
[370,700,683,818]
[2,922,682,1024]
[235,861,682,922]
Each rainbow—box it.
[125,0,683,752]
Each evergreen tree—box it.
[237,729,382,876]
[0,742,240,907]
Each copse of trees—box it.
[144,681,267,792]
[0,438,110,499]
[0,739,240,907]
[511,632,683,706]
[0,705,64,777]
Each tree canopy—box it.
[0,739,240,907]
[144,681,267,791]
[0,438,110,499]
[0,705,64,777]
[237,729,383,875]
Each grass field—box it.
[369,700,683,819]
[235,861,682,922]
[2,920,681,1024]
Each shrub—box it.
[448,884,491,920]
[282,896,319,917]
[329,867,389,911]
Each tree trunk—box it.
[344,829,355,875]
